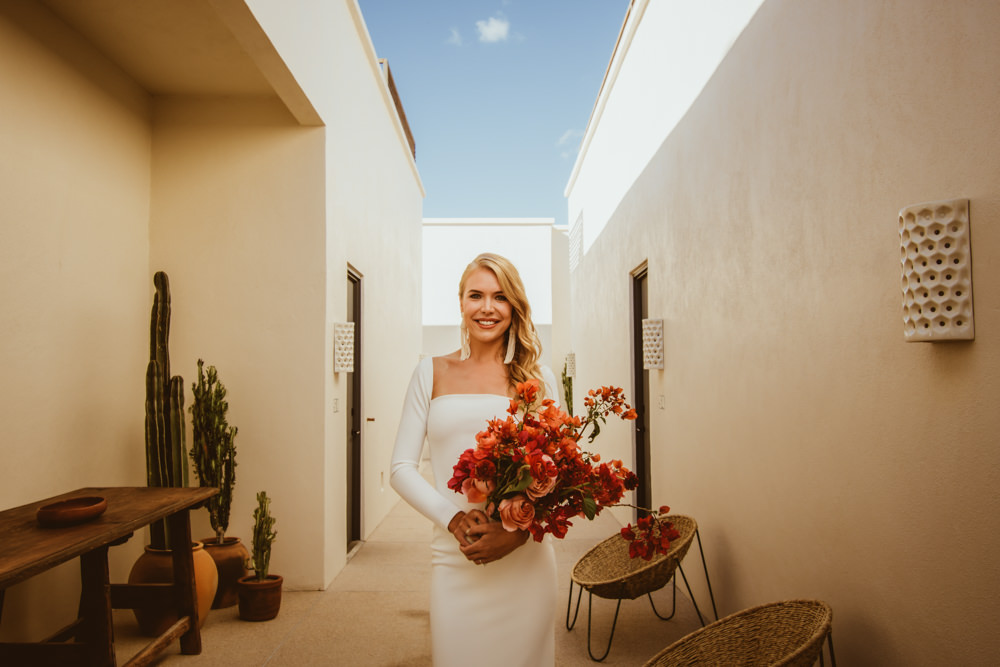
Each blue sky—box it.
[357,0,630,227]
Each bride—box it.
[390,252,559,666]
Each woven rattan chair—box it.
[566,515,718,661]
[642,599,836,667]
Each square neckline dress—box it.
[390,356,558,667]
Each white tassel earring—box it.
[503,329,516,365]
[460,320,471,361]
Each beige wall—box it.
[149,96,329,589]
[0,0,423,639]
[570,0,1000,663]
[0,1,152,639]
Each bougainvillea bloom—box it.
[447,379,676,558]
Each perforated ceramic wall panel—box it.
[899,199,974,342]
[642,319,664,369]
[334,322,355,372]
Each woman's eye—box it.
[496,295,507,302]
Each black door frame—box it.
[630,262,652,518]
[347,265,363,549]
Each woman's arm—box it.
[389,357,463,531]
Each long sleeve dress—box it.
[390,356,558,667]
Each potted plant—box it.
[190,358,247,609]
[129,271,217,636]
[237,491,282,621]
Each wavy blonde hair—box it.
[458,253,544,395]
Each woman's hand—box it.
[448,510,488,547]
[459,511,529,565]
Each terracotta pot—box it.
[201,536,250,609]
[236,574,283,621]
[128,541,219,636]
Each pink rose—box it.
[526,455,558,500]
[498,494,535,532]
[461,477,495,503]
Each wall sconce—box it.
[641,319,664,369]
[334,322,355,373]
[899,199,974,342]
[564,352,576,378]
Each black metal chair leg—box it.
[566,579,584,630]
[586,591,622,662]
[693,528,719,621]
[647,573,678,620]
[677,564,706,626]
[826,630,837,667]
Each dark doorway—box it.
[347,267,363,551]
[631,263,652,517]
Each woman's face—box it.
[461,267,513,348]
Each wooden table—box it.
[0,486,217,666]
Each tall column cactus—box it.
[190,359,238,544]
[144,271,187,550]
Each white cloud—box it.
[557,129,582,146]
[447,27,463,46]
[476,15,510,43]
[558,129,584,159]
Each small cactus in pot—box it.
[237,491,282,621]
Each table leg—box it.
[79,546,115,667]
[166,509,201,655]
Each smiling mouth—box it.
[475,320,499,327]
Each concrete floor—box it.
[114,498,713,666]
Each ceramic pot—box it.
[201,536,250,609]
[236,574,283,621]
[128,541,219,636]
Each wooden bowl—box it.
[37,496,107,527]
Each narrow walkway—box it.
[117,497,705,665]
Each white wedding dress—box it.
[390,356,558,667]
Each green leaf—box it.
[587,419,601,444]
[510,465,533,492]
[583,496,598,520]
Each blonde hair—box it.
[458,253,544,394]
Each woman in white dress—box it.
[390,253,558,667]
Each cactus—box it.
[144,271,187,550]
[190,359,238,544]
[248,491,277,581]
[562,361,574,417]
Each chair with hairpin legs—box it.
[565,514,718,662]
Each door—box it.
[346,267,363,550]
[631,264,652,517]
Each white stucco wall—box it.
[569,0,1000,663]
[566,0,765,253]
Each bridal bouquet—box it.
[447,379,679,560]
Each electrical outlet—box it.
[332,398,339,413]
[658,395,665,409]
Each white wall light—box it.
[564,352,576,378]
[899,199,974,342]
[642,319,664,369]
[334,322,355,373]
